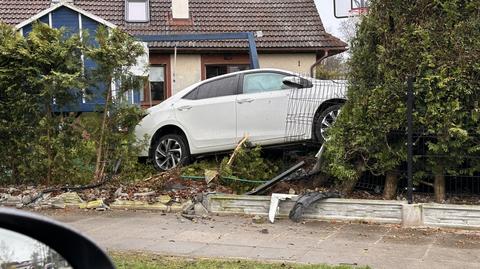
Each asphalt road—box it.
[44,210,480,269]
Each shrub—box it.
[0,23,147,185]
[323,0,480,201]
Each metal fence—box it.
[362,78,480,200]
[284,77,347,143]
[285,75,480,200]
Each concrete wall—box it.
[207,194,480,229]
[423,203,480,228]
[171,54,202,94]
[207,194,405,224]
[299,199,404,224]
[259,53,317,75]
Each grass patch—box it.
[111,252,369,269]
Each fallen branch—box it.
[24,159,122,206]
[133,191,156,197]
[418,179,434,188]
[227,134,249,166]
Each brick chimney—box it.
[171,0,189,19]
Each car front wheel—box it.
[314,104,342,143]
[152,134,190,171]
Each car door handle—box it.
[237,98,254,104]
[177,105,192,111]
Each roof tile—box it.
[0,0,347,50]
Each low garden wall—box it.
[207,194,480,229]
[422,203,480,229]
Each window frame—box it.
[205,64,251,79]
[239,71,293,95]
[183,74,241,100]
[148,64,166,102]
[125,0,150,23]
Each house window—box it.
[149,66,166,101]
[205,65,250,79]
[126,0,149,22]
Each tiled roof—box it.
[0,0,347,51]
[0,0,51,25]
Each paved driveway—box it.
[45,210,480,269]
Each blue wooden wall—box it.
[20,6,141,112]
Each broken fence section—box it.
[285,78,347,143]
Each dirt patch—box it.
[435,232,480,249]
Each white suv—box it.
[135,69,346,171]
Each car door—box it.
[236,72,292,145]
[173,75,239,152]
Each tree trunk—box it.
[94,80,112,182]
[341,179,358,195]
[434,173,446,203]
[46,104,52,185]
[341,161,363,195]
[383,171,399,200]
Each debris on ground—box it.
[133,191,156,198]
[158,195,172,204]
[2,149,479,213]
[260,228,269,234]
[81,199,109,211]
[289,191,341,222]
[180,213,196,221]
[204,170,219,184]
[53,192,85,207]
[0,168,235,212]
[270,174,331,195]
[1,193,22,207]
[194,202,209,216]
[268,193,297,223]
[245,161,305,195]
[252,215,266,224]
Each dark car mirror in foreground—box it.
[282,76,313,89]
[0,208,115,269]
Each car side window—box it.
[195,75,238,100]
[183,88,198,100]
[243,73,291,94]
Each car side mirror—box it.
[0,208,115,269]
[282,76,313,89]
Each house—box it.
[0,0,347,109]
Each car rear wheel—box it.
[152,134,190,171]
[314,104,342,143]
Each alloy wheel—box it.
[320,108,341,141]
[155,138,183,170]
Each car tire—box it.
[314,104,343,143]
[152,134,190,171]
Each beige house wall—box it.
[259,53,317,75]
[171,54,202,94]
[167,53,317,95]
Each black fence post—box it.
[407,76,414,204]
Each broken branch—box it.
[418,179,434,188]
[227,134,249,166]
